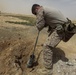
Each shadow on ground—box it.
[31,47,69,69]
[53,48,69,64]
[34,48,69,66]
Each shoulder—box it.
[37,7,44,13]
[43,7,60,13]
[36,7,44,17]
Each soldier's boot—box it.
[37,68,53,75]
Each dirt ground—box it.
[0,13,76,75]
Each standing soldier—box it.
[31,4,76,75]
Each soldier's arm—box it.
[36,9,45,31]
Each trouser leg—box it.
[43,30,63,70]
[43,45,53,69]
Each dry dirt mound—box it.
[0,14,76,75]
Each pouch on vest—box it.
[63,18,76,42]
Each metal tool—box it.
[27,31,40,68]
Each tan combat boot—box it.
[36,68,53,75]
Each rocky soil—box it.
[0,13,76,75]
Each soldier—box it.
[31,4,76,75]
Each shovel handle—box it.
[33,31,40,54]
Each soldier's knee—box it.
[43,44,54,56]
[43,43,54,49]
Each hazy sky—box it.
[0,0,76,20]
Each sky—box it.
[0,0,76,20]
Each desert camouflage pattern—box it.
[36,7,68,31]
[43,25,64,69]
[36,7,75,75]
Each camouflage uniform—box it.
[36,7,68,74]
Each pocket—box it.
[56,25,64,34]
[67,23,76,31]
[63,31,74,42]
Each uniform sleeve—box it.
[36,9,45,31]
